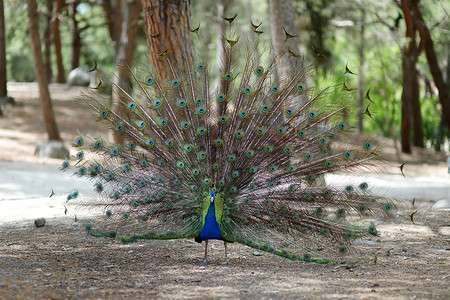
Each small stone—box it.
[34,140,69,159]
[67,66,96,87]
[34,218,46,228]
[253,251,262,256]
[431,198,450,209]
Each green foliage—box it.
[2,0,448,150]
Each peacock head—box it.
[210,185,216,202]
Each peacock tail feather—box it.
[63,22,397,263]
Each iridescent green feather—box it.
[62,17,398,264]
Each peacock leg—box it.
[202,240,209,263]
[222,241,228,265]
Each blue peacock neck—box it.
[195,191,223,242]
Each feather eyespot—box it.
[235,130,244,138]
[339,123,348,130]
[180,121,190,129]
[198,151,207,159]
[277,127,285,135]
[165,139,174,147]
[95,183,103,192]
[256,127,265,135]
[145,76,153,84]
[223,72,233,81]
[75,151,83,159]
[94,140,103,148]
[197,128,206,135]
[74,136,83,146]
[254,66,264,75]
[110,147,119,155]
[99,110,108,118]
[78,167,86,175]
[219,115,228,123]
[243,86,252,94]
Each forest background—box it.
[0,0,449,156]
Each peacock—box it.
[62,19,397,265]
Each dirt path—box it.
[0,207,448,299]
[0,83,449,299]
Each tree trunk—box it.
[217,0,233,88]
[400,0,424,152]
[304,0,331,70]
[112,0,141,144]
[142,0,194,80]
[268,0,301,81]
[435,51,450,151]
[268,0,305,112]
[400,52,413,153]
[44,0,53,81]
[27,0,61,141]
[217,0,230,71]
[357,10,365,134]
[0,0,7,115]
[102,0,123,51]
[411,3,450,134]
[410,70,423,148]
[53,0,66,83]
[70,0,81,70]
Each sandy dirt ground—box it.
[0,82,449,299]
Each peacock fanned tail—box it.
[63,23,396,264]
